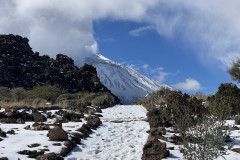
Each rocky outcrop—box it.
[0,34,120,104]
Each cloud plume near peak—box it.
[1,0,240,68]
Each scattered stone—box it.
[48,126,68,141]
[18,150,37,155]
[142,138,170,160]
[0,157,8,160]
[6,130,15,135]
[167,147,174,150]
[18,149,45,158]
[36,153,63,160]
[28,143,41,148]
[0,128,6,138]
[53,143,62,146]
[34,124,50,131]
[224,135,231,143]
[24,125,31,130]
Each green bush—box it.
[28,85,66,103]
[32,98,48,108]
[10,87,26,101]
[91,93,115,108]
[208,83,240,116]
[0,87,11,101]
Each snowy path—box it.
[66,105,150,160]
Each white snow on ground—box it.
[0,111,84,160]
[66,105,150,160]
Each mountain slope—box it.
[85,53,169,104]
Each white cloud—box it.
[142,0,240,69]
[142,64,149,70]
[1,0,240,68]
[129,25,154,36]
[149,67,169,82]
[0,0,158,66]
[173,78,202,92]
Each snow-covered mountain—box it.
[85,53,169,104]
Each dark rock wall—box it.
[0,34,120,103]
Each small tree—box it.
[228,58,240,83]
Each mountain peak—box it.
[93,53,111,61]
[85,54,169,104]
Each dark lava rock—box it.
[6,130,15,135]
[149,127,166,139]
[18,149,45,158]
[0,128,6,138]
[0,118,17,124]
[60,140,76,157]
[86,116,102,130]
[33,113,47,122]
[36,153,63,160]
[76,124,92,139]
[224,135,231,143]
[27,143,41,148]
[148,115,172,128]
[170,134,182,145]
[48,126,68,141]
[53,143,62,146]
[24,125,31,130]
[0,34,120,105]
[142,138,169,160]
[70,132,82,144]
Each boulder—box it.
[142,138,169,160]
[87,116,102,130]
[48,127,68,141]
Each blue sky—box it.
[0,0,239,95]
[93,20,235,95]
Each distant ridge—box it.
[85,53,169,104]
